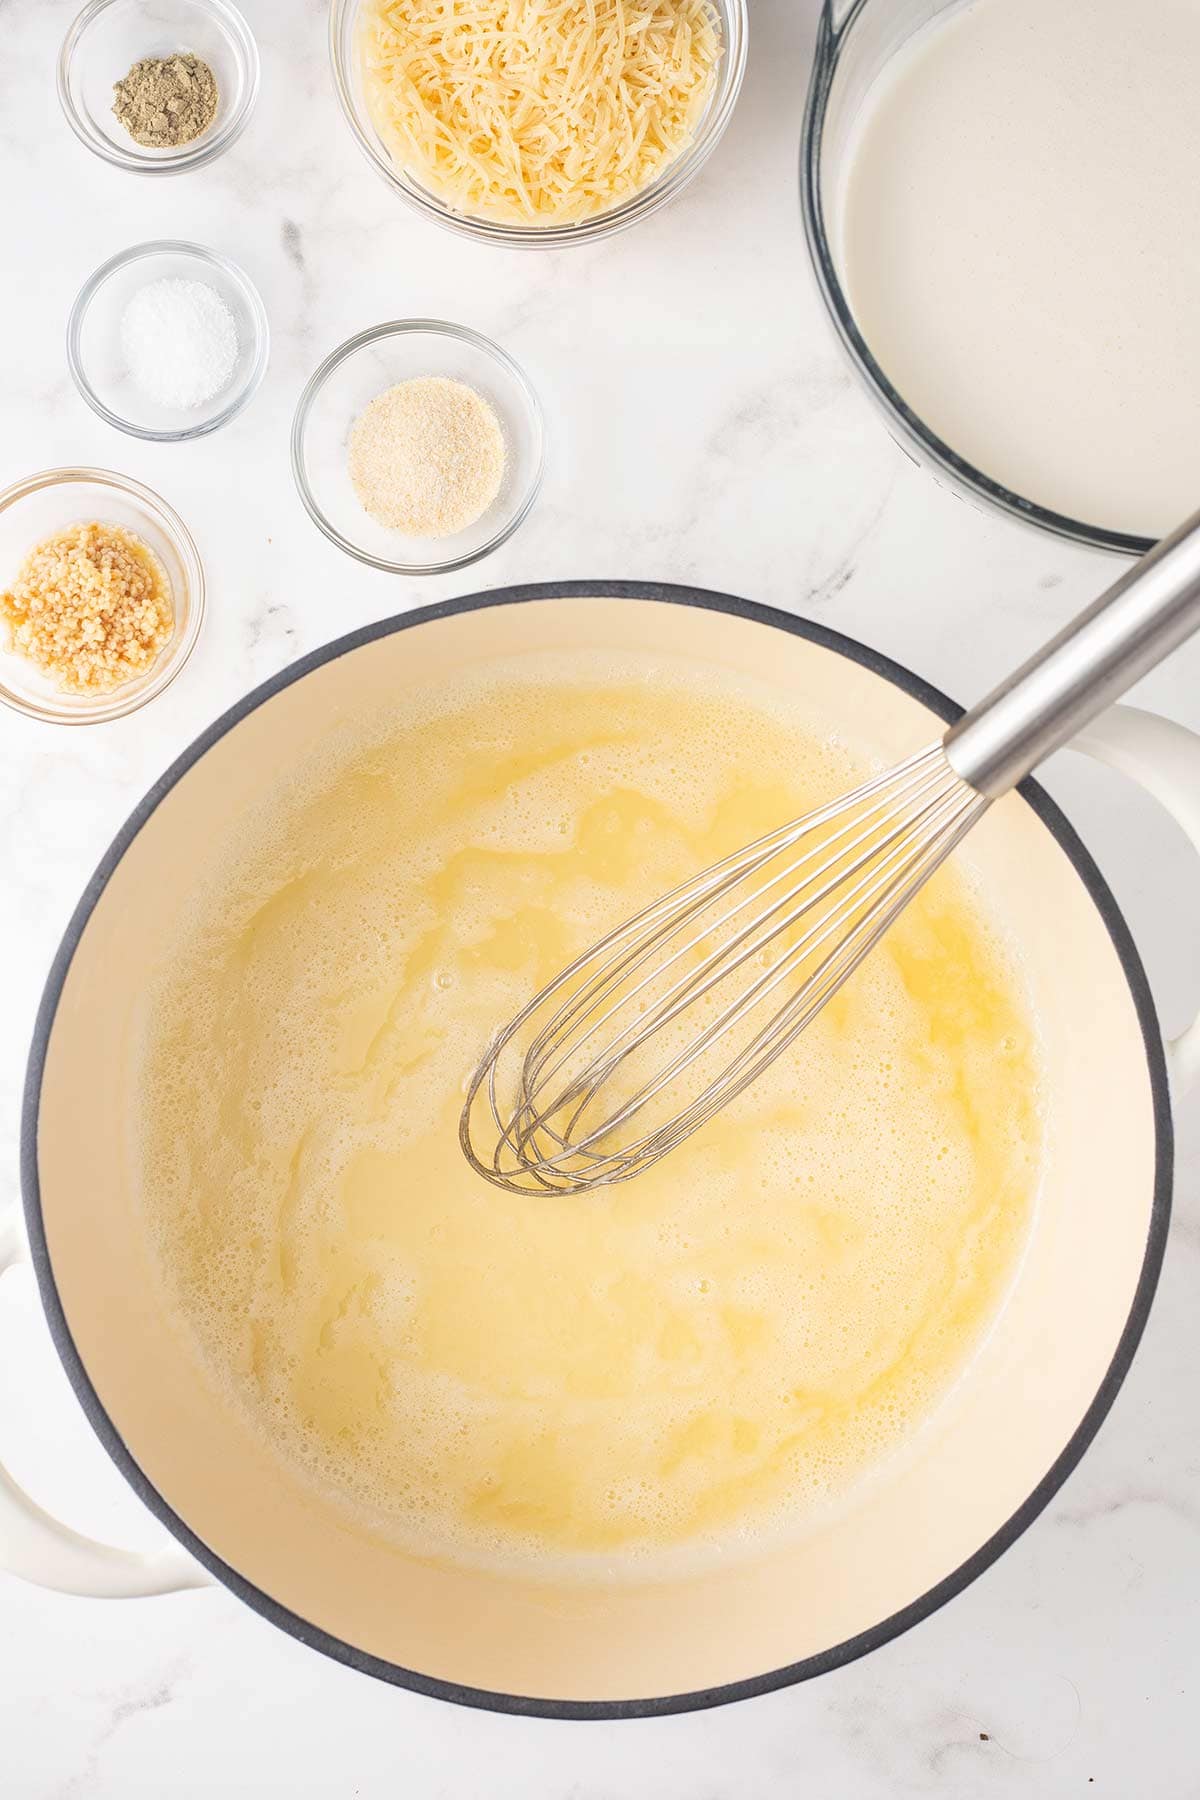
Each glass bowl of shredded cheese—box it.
[292,320,545,574]
[0,469,204,725]
[329,0,748,246]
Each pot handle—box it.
[1070,702,1200,1095]
[0,1211,212,1597]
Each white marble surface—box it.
[3,0,1200,1792]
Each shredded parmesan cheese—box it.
[359,0,723,227]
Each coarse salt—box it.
[121,277,239,410]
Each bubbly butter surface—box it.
[137,654,1041,1576]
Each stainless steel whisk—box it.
[461,511,1200,1195]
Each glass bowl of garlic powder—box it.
[291,320,545,575]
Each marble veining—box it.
[2,0,1199,1794]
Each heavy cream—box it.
[838,0,1200,539]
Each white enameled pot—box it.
[4,585,1198,1717]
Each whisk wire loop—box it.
[461,743,986,1194]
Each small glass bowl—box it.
[292,321,545,575]
[58,0,259,175]
[329,0,748,249]
[0,469,204,726]
[68,241,269,442]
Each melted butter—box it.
[138,654,1041,1576]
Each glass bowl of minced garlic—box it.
[58,0,258,175]
[0,469,204,725]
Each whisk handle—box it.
[945,508,1200,798]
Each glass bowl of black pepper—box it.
[58,0,259,175]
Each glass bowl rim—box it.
[328,0,749,249]
[290,318,547,576]
[799,1,1151,559]
[57,0,261,175]
[66,239,270,443]
[0,465,206,725]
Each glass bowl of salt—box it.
[67,240,269,441]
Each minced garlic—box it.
[0,521,173,695]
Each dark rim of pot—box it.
[21,580,1173,1721]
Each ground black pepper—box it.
[112,52,218,149]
